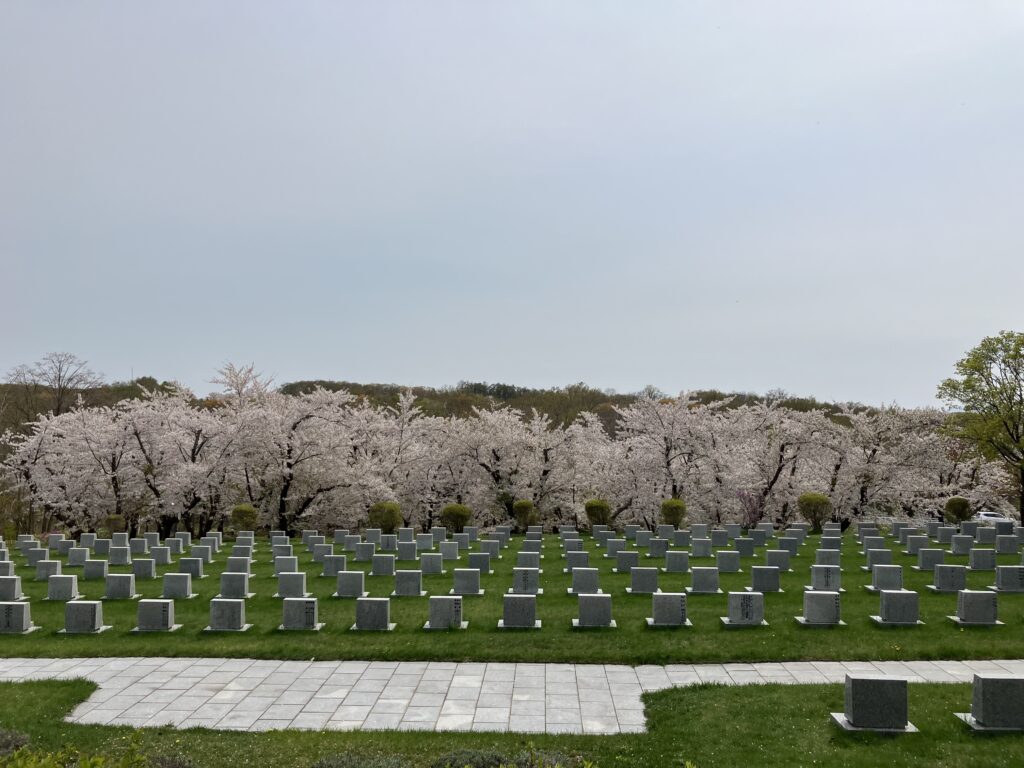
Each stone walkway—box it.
[1,657,1020,734]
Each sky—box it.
[2,2,1022,406]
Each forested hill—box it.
[277,379,857,427]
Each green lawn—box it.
[2,532,1023,664]
[1,678,1023,767]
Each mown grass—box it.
[2,532,1023,664]
[0,679,1022,767]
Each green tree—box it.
[943,496,973,525]
[439,503,472,533]
[797,492,832,533]
[583,499,612,528]
[229,503,259,532]
[938,331,1024,516]
[367,502,403,534]
[660,498,687,527]
[512,499,538,532]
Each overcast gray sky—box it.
[2,2,1022,405]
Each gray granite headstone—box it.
[334,571,367,598]
[627,567,659,594]
[877,589,921,626]
[499,594,540,629]
[451,568,483,596]
[104,573,139,600]
[867,564,903,592]
[569,567,601,595]
[574,593,614,628]
[162,572,194,599]
[276,572,309,598]
[63,600,109,633]
[425,595,466,630]
[371,554,396,576]
[178,558,205,579]
[722,591,766,627]
[688,567,721,594]
[206,598,249,631]
[47,575,79,601]
[832,675,914,732]
[281,597,322,630]
[0,602,36,634]
[392,570,425,597]
[135,599,179,632]
[797,590,843,626]
[352,597,394,630]
[749,565,781,593]
[219,572,253,599]
[647,592,689,627]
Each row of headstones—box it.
[0,590,773,633]
[834,674,1024,733]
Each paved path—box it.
[1,657,1021,734]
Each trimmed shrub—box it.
[797,492,832,533]
[512,499,538,532]
[229,504,258,532]
[660,498,687,527]
[104,514,126,534]
[439,503,472,533]
[584,499,612,528]
[367,502,403,534]
[0,729,28,758]
[944,496,973,525]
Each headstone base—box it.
[391,591,428,597]
[497,620,542,629]
[216,592,255,599]
[946,616,1004,627]
[954,712,1024,732]
[203,624,252,632]
[332,591,369,599]
[278,622,325,631]
[830,713,917,733]
[448,589,485,596]
[131,624,182,633]
[744,586,784,593]
[58,626,111,635]
[571,619,617,629]
[350,623,396,631]
[869,615,924,628]
[566,588,603,595]
[720,618,769,628]
[423,621,468,631]
[684,588,723,594]
[794,617,846,627]
[645,617,692,629]
[625,588,660,595]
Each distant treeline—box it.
[0,352,861,439]
[277,379,858,434]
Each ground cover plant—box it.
[1,531,1023,663]
[0,679,1023,767]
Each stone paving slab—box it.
[0,657,1019,734]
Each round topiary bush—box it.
[797,492,832,533]
[366,501,403,534]
[229,503,258,532]
[944,496,973,525]
[512,499,538,532]
[584,499,612,528]
[660,498,687,527]
[439,503,472,533]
